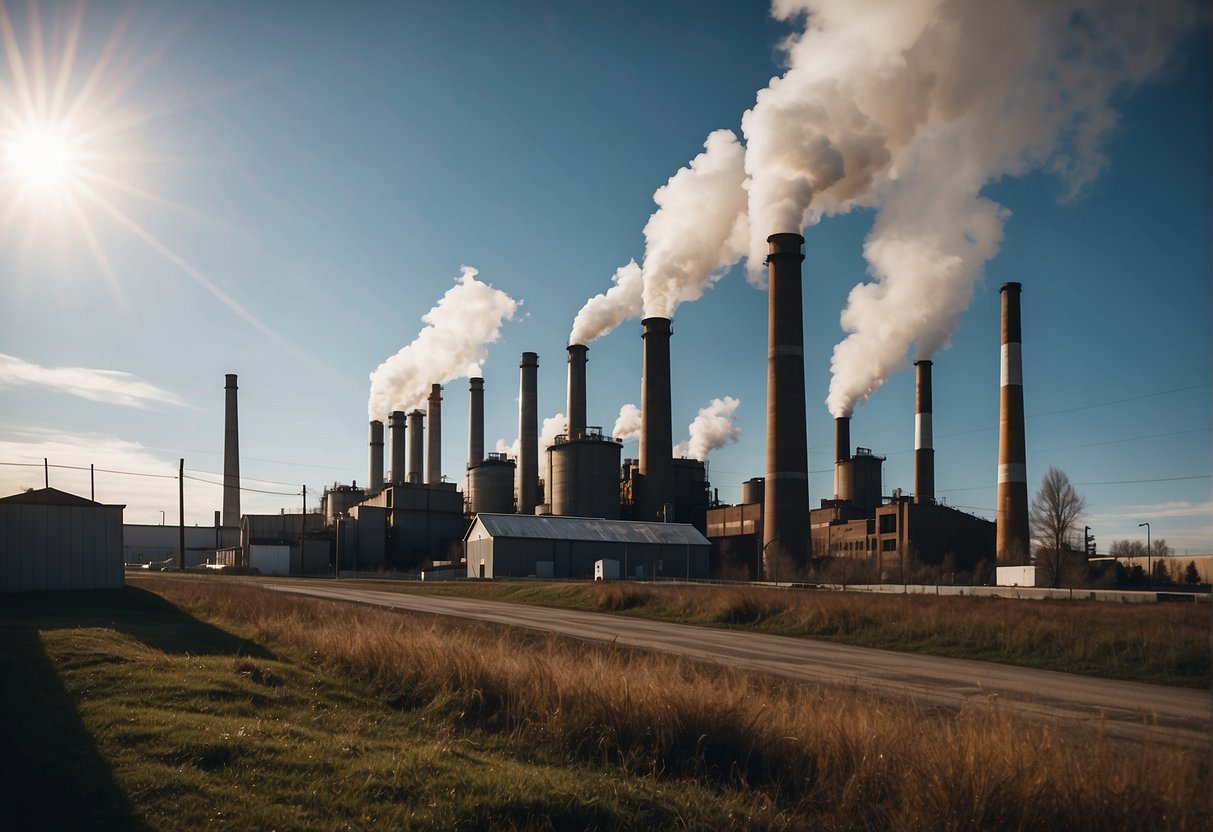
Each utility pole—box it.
[43,458,48,488]
[299,485,307,576]
[178,459,185,571]
[90,464,94,501]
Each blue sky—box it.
[1,1,1209,555]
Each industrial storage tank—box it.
[546,429,622,519]
[836,448,884,514]
[467,455,516,515]
[324,484,366,525]
[740,477,764,506]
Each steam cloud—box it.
[612,403,641,442]
[569,129,748,343]
[674,396,742,461]
[738,0,1191,415]
[368,267,518,421]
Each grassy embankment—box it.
[2,576,1208,831]
[366,580,1212,688]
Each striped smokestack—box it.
[517,352,539,514]
[833,416,851,500]
[566,344,588,440]
[762,233,809,575]
[468,377,484,469]
[914,360,934,504]
[639,317,673,522]
[389,411,407,485]
[407,410,424,485]
[997,282,1029,564]
[368,419,384,493]
[222,374,241,531]
[426,383,442,485]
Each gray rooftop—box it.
[470,513,709,546]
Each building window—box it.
[879,514,897,534]
[882,539,897,551]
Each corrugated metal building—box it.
[465,513,709,580]
[1,488,125,592]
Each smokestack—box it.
[997,282,1029,564]
[222,374,241,530]
[407,410,424,485]
[762,233,809,574]
[368,419,384,493]
[468,377,484,469]
[639,317,674,521]
[426,383,442,485]
[833,416,851,500]
[517,352,539,514]
[389,411,407,485]
[914,360,934,504]
[567,344,588,440]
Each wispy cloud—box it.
[0,353,183,408]
[1118,500,1213,521]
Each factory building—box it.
[465,513,709,580]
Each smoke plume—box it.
[674,396,742,461]
[738,0,1191,415]
[612,403,642,442]
[368,267,518,420]
[569,260,642,345]
[570,129,748,342]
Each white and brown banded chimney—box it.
[996,282,1029,564]
[914,360,934,504]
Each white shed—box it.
[0,487,125,592]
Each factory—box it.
[207,233,1025,584]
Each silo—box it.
[467,454,516,515]
[547,431,622,519]
[740,477,765,506]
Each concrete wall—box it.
[2,503,124,592]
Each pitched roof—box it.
[0,487,102,507]
[469,513,709,545]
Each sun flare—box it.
[2,120,83,198]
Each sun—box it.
[2,119,83,199]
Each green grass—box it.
[359,580,1213,688]
[0,587,783,831]
[3,579,1208,831]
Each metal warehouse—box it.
[1,487,125,593]
[465,513,709,580]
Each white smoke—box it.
[569,129,748,342]
[640,129,749,319]
[612,403,642,442]
[494,411,568,460]
[368,267,518,421]
[674,396,742,460]
[568,260,642,345]
[738,0,1192,416]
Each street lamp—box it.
[1139,522,1151,584]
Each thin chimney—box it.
[567,344,589,440]
[639,317,673,521]
[368,420,384,493]
[762,233,809,574]
[914,360,934,504]
[407,410,424,485]
[389,411,407,485]
[517,352,539,514]
[426,384,442,485]
[996,282,1029,564]
[833,415,851,499]
[222,374,241,530]
[468,377,484,469]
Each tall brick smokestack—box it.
[468,377,484,469]
[833,415,850,499]
[407,410,424,485]
[517,352,539,514]
[639,317,673,522]
[389,411,407,485]
[567,344,588,440]
[997,282,1029,564]
[915,360,934,504]
[426,384,442,485]
[222,374,241,531]
[368,419,384,493]
[762,233,809,575]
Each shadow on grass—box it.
[0,586,274,829]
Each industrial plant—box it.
[198,232,1034,585]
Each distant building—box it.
[465,514,709,580]
[1,487,125,592]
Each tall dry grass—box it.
[144,577,1210,831]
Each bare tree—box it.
[1030,466,1086,587]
